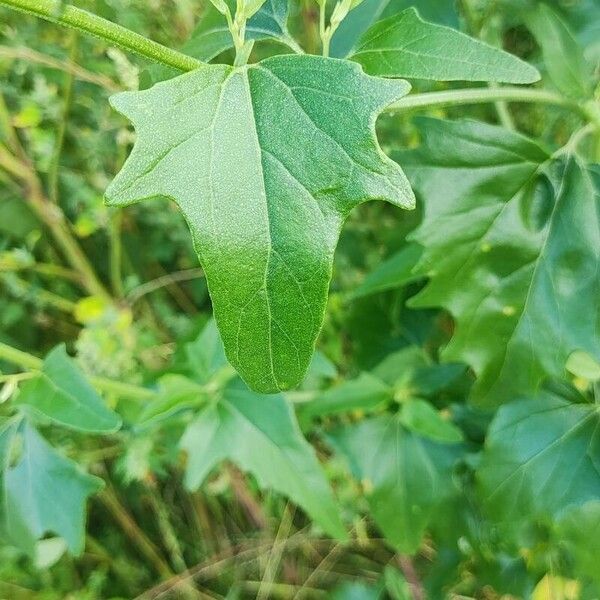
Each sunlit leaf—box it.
[106,55,414,393]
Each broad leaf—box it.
[0,419,103,555]
[184,318,228,383]
[477,392,600,526]
[351,8,540,83]
[180,381,346,539]
[16,345,121,433]
[106,55,414,393]
[524,3,593,98]
[329,415,463,553]
[400,119,600,405]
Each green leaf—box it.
[400,119,600,405]
[351,8,540,83]
[106,55,414,393]
[297,372,392,426]
[183,0,296,62]
[137,375,206,427]
[16,345,121,433]
[555,502,600,585]
[477,392,600,526]
[180,381,346,539]
[330,0,459,59]
[524,3,593,98]
[399,399,463,443]
[329,415,462,553]
[0,419,103,555]
[184,318,228,383]
[351,243,422,299]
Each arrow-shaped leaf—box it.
[180,381,346,539]
[106,55,414,393]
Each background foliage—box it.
[0,0,599,598]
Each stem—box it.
[109,210,124,298]
[385,87,589,118]
[0,341,155,400]
[318,2,330,57]
[0,0,203,72]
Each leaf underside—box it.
[399,118,600,405]
[106,55,414,393]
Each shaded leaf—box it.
[525,3,593,98]
[106,56,414,393]
[16,345,121,433]
[352,243,422,299]
[351,8,540,83]
[400,119,600,405]
[297,372,392,426]
[0,419,103,555]
[329,414,463,553]
[181,381,346,539]
[478,392,600,527]
[399,398,463,443]
[184,0,297,62]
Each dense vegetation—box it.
[0,0,599,598]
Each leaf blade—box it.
[351,8,540,83]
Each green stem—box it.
[0,0,203,72]
[0,341,155,400]
[385,87,590,119]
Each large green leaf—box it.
[524,3,593,98]
[106,55,414,393]
[477,392,600,526]
[400,119,600,405]
[180,381,346,539]
[0,419,103,555]
[329,415,463,553]
[351,8,540,83]
[16,345,121,433]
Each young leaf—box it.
[106,55,414,394]
[478,392,600,527]
[297,372,392,426]
[351,242,422,299]
[183,0,297,62]
[329,415,463,553]
[399,398,463,443]
[0,419,103,555]
[15,345,121,433]
[180,381,347,539]
[400,119,600,405]
[351,8,540,83]
[524,3,593,98]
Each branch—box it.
[0,0,203,72]
[386,86,591,121]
